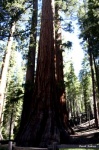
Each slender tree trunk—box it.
[0,22,15,125]
[20,0,38,129]
[88,42,98,127]
[16,0,71,147]
[93,56,99,94]
[9,103,14,140]
[83,91,87,113]
[93,56,99,124]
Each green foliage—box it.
[78,0,99,56]
[78,0,99,114]
[2,48,24,139]
[0,0,31,41]
[62,0,79,18]
[65,63,81,117]
[62,41,72,49]
[79,55,92,114]
[55,0,63,8]
[3,0,25,12]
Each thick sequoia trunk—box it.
[55,4,73,134]
[55,3,66,124]
[16,0,71,147]
[19,0,38,129]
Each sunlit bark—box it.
[0,22,16,125]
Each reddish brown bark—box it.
[20,0,38,129]
[55,4,68,128]
[16,0,71,147]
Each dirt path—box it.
[70,120,99,144]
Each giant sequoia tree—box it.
[55,0,68,131]
[16,0,71,147]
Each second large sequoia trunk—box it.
[16,0,70,147]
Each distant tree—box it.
[2,47,24,139]
[0,21,16,125]
[0,0,32,128]
[78,0,99,127]
[65,63,80,119]
[79,55,93,120]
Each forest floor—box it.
[70,119,99,144]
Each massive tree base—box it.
[15,110,72,148]
[15,0,74,147]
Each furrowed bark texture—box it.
[55,5,69,131]
[20,0,38,130]
[16,0,71,147]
